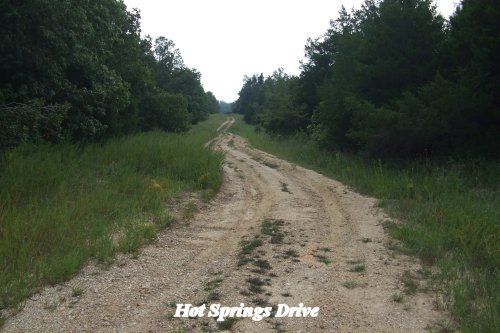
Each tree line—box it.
[234,0,499,158]
[0,0,219,151]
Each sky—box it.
[123,0,459,102]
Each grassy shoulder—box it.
[229,115,499,333]
[0,114,227,312]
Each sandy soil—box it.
[2,117,450,332]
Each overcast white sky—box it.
[123,0,459,102]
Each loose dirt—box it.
[2,117,450,332]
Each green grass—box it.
[261,218,285,244]
[314,254,332,265]
[229,114,499,333]
[217,317,239,330]
[240,237,263,255]
[0,114,226,310]
[342,280,365,289]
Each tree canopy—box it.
[0,0,218,150]
[234,0,499,158]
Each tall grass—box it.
[230,116,499,333]
[0,115,226,310]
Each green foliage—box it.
[0,103,68,152]
[0,115,225,310]
[140,91,189,132]
[0,0,219,149]
[312,0,446,155]
[233,69,308,134]
[231,117,499,333]
[234,0,499,158]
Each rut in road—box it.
[2,117,449,332]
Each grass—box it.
[0,114,226,311]
[253,259,272,270]
[314,254,332,265]
[229,114,499,333]
[350,263,366,272]
[342,280,365,289]
[71,286,85,297]
[181,201,198,220]
[204,277,224,292]
[284,249,299,258]
[392,292,405,303]
[217,317,239,330]
[261,218,285,244]
[240,237,263,255]
[401,270,419,294]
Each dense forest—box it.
[234,0,499,158]
[0,0,219,152]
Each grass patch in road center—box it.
[261,218,285,244]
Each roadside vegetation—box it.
[234,1,498,159]
[0,0,219,153]
[230,117,499,332]
[0,115,225,311]
[231,0,498,331]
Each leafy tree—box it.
[234,70,307,134]
[312,0,446,154]
[0,0,218,149]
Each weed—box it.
[350,263,366,272]
[182,202,198,220]
[239,290,251,296]
[342,280,365,289]
[204,278,223,291]
[272,322,286,332]
[253,259,272,270]
[426,320,456,333]
[71,287,84,297]
[247,277,266,286]
[284,249,299,258]
[280,182,290,193]
[240,237,263,255]
[237,256,253,266]
[314,254,332,265]
[391,293,404,303]
[217,317,239,330]
[401,271,419,294]
[166,301,177,308]
[249,284,264,294]
[207,290,220,301]
[261,219,285,244]
[252,298,268,307]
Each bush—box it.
[0,103,68,152]
[140,91,190,132]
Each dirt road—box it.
[2,117,448,332]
